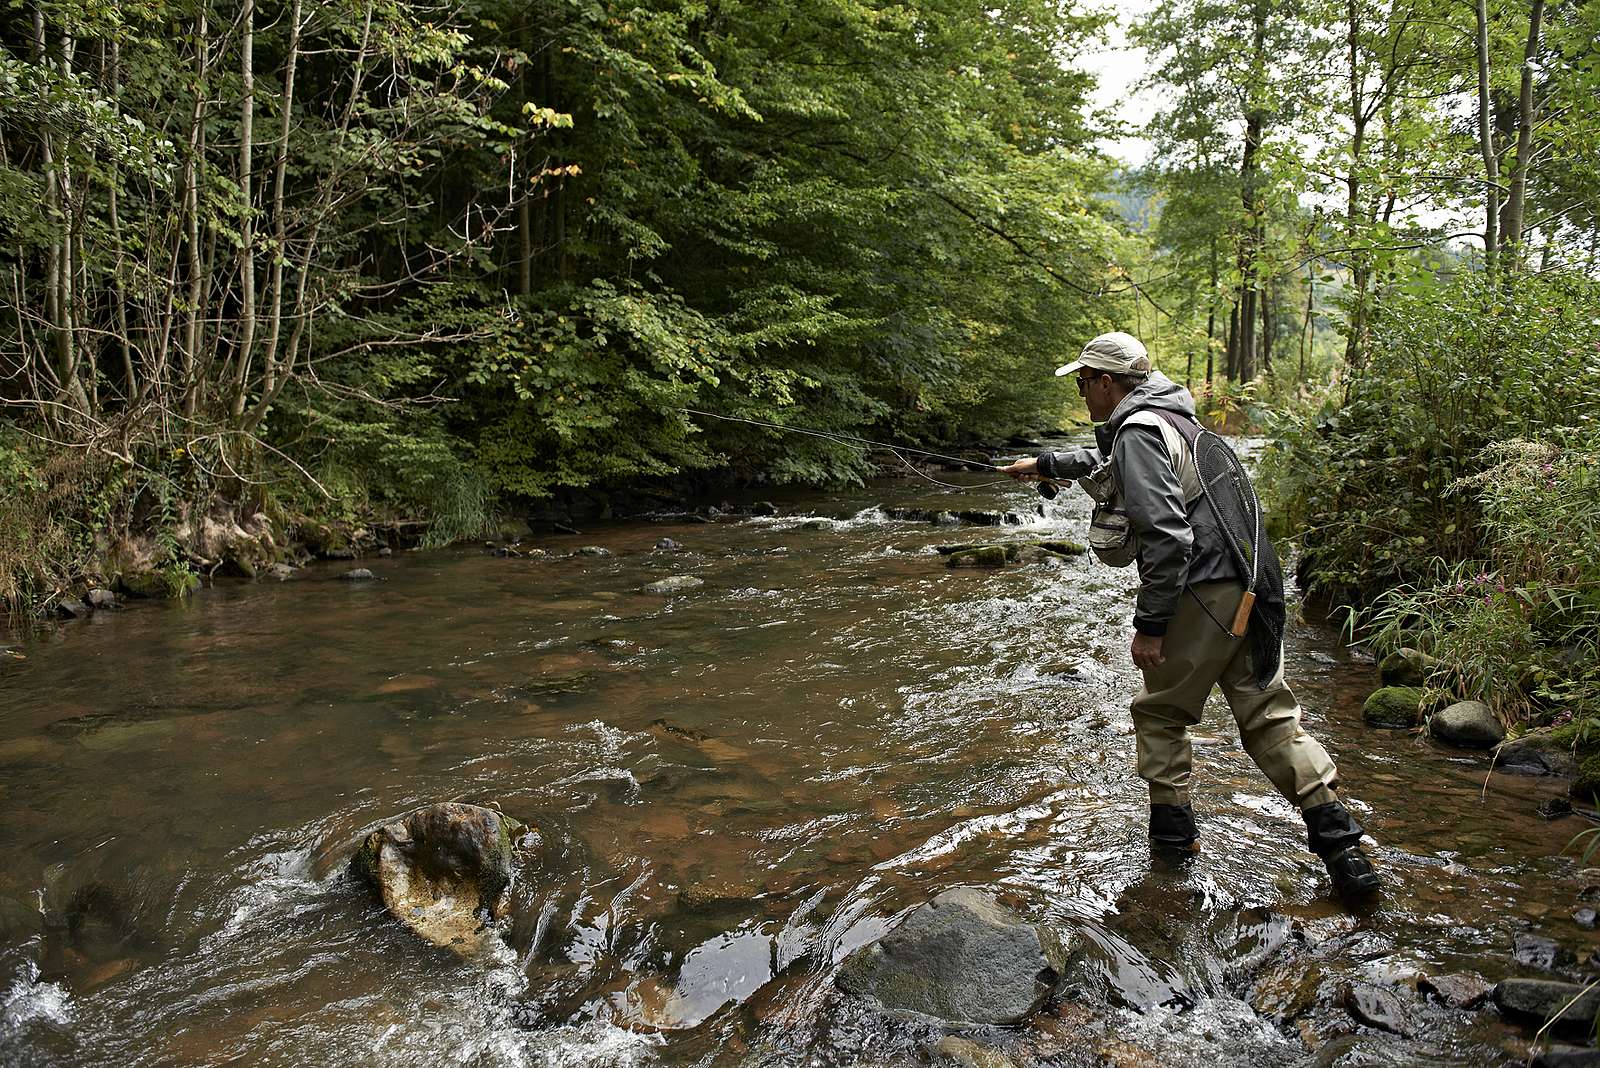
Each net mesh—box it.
[1192,433,1285,687]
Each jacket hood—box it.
[1098,371,1197,443]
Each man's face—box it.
[1076,371,1117,422]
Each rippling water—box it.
[0,455,1589,1066]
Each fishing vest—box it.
[1078,409,1203,568]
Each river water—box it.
[0,455,1589,1067]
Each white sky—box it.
[1077,6,1158,167]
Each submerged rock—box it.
[352,803,526,957]
[341,568,375,581]
[266,563,297,581]
[1430,700,1505,749]
[1362,686,1423,728]
[576,545,611,557]
[1418,971,1491,1010]
[641,575,704,594]
[1494,730,1577,777]
[57,598,92,619]
[1494,977,1600,1029]
[836,887,1067,1027]
[654,537,681,551]
[1343,981,1413,1035]
[1513,932,1575,973]
[934,1036,1019,1068]
[1532,1047,1600,1067]
[946,545,1017,569]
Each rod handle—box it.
[1230,590,1256,637]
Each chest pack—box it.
[1078,409,1203,568]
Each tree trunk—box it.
[181,7,210,415]
[1235,0,1267,383]
[106,38,136,402]
[259,0,303,407]
[1259,279,1273,375]
[1475,0,1501,275]
[231,0,258,420]
[1204,234,1218,387]
[1501,0,1545,267]
[1299,262,1314,381]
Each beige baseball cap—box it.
[1055,331,1152,378]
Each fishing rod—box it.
[675,406,1062,498]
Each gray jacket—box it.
[1036,372,1237,635]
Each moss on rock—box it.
[117,567,200,599]
[1363,686,1423,728]
[947,545,1013,568]
[1378,648,1435,688]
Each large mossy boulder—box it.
[1362,686,1423,729]
[836,887,1068,1027]
[1429,701,1505,749]
[352,803,526,956]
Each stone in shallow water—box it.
[1532,1047,1600,1067]
[1494,977,1600,1028]
[1494,730,1577,777]
[351,803,527,957]
[836,887,1067,1027]
[934,1036,1019,1068]
[1418,971,1491,1010]
[1343,981,1412,1035]
[1429,700,1505,749]
[1378,647,1434,687]
[641,575,704,594]
[1362,686,1422,728]
[1513,932,1575,972]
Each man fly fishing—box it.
[1002,332,1381,903]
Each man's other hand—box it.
[1131,632,1166,671]
[1001,457,1040,481]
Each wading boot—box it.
[1149,803,1199,853]
[1303,800,1380,902]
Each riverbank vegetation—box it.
[4,0,1599,631]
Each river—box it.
[0,453,1588,1066]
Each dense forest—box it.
[3,0,1599,645]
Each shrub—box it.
[1260,269,1600,609]
[1362,439,1600,727]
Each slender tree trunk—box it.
[1501,0,1545,267]
[1205,234,1218,386]
[1259,279,1273,375]
[1475,0,1501,275]
[1234,0,1266,382]
[106,39,137,403]
[1226,301,1240,381]
[1299,262,1314,381]
[517,148,532,297]
[1342,0,1371,368]
[231,0,258,421]
[181,7,210,415]
[259,0,303,407]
